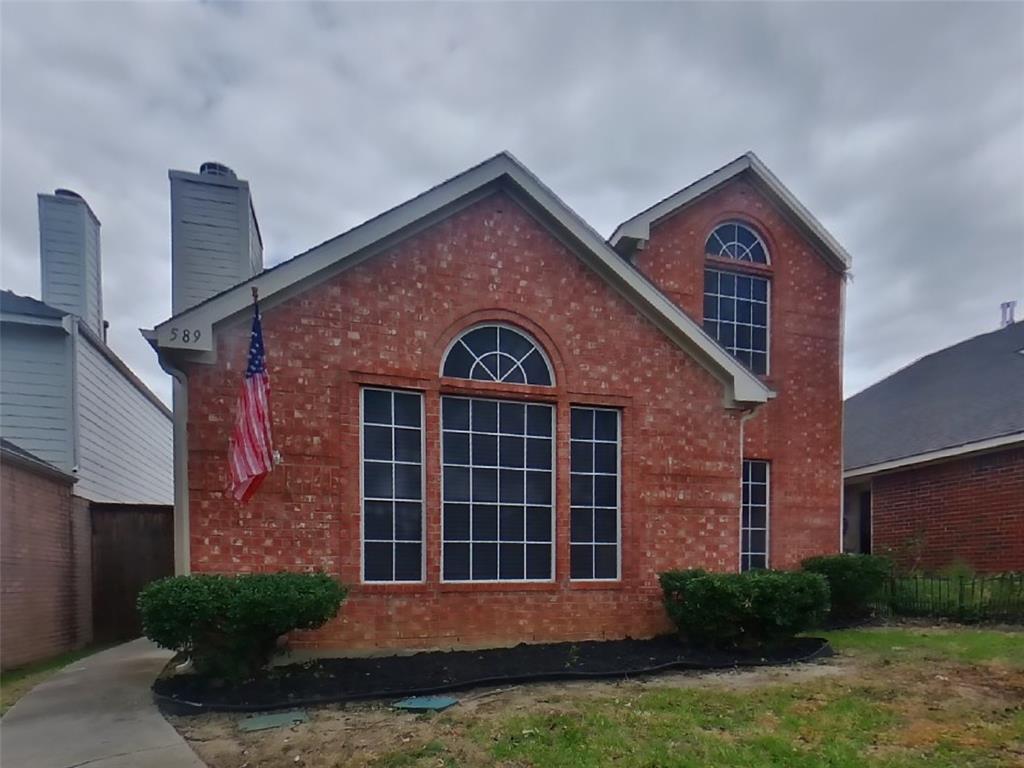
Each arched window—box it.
[442,324,553,386]
[705,221,769,264]
[703,222,770,375]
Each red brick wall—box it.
[184,190,841,650]
[871,446,1024,573]
[631,177,844,568]
[1,460,92,669]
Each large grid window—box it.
[570,407,620,580]
[361,388,423,582]
[704,268,769,375]
[741,459,769,571]
[441,396,554,581]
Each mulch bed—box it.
[155,635,832,714]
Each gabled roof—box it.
[844,321,1024,476]
[609,152,851,274]
[0,289,67,320]
[149,152,773,406]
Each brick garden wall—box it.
[871,446,1024,573]
[1,459,92,669]
[631,177,845,568]
[184,189,843,650]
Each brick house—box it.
[843,320,1024,572]
[146,152,849,650]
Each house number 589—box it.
[169,328,201,343]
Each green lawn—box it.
[0,644,111,715]
[364,627,1024,768]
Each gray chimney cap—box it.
[199,162,236,179]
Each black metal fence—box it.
[876,574,1024,623]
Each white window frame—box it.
[439,322,555,386]
[569,406,622,582]
[359,387,426,584]
[439,394,556,583]
[703,267,772,377]
[740,459,770,571]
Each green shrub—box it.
[138,572,348,679]
[801,554,891,620]
[658,569,829,648]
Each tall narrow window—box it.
[361,388,423,582]
[704,268,769,375]
[741,459,769,571]
[570,407,620,580]
[441,396,554,581]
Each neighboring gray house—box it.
[0,189,172,505]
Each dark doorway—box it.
[858,490,872,554]
[91,504,173,643]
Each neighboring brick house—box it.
[0,190,174,666]
[843,320,1024,572]
[146,152,849,650]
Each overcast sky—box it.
[2,2,1022,406]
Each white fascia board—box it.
[843,431,1024,480]
[0,312,68,330]
[150,152,772,405]
[609,152,852,274]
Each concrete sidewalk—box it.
[1,638,205,768]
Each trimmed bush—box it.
[138,572,348,679]
[801,554,891,621]
[659,569,829,648]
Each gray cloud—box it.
[2,1,1022,405]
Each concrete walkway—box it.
[1,638,205,768]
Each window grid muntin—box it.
[441,395,555,582]
[705,221,769,264]
[704,267,770,375]
[361,388,425,583]
[570,407,621,581]
[441,323,554,386]
[741,459,770,571]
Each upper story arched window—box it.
[442,324,553,386]
[704,221,769,265]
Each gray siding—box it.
[0,324,73,470]
[74,334,172,504]
[170,172,261,314]
[39,195,103,336]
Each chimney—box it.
[38,189,104,336]
[1001,301,1017,328]
[169,162,263,315]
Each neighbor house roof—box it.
[609,151,852,274]
[0,437,76,483]
[844,321,1024,477]
[147,151,776,406]
[0,289,67,320]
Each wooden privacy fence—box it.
[876,574,1024,623]
[91,504,173,643]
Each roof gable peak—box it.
[609,152,851,274]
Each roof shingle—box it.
[844,321,1024,470]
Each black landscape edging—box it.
[154,636,833,715]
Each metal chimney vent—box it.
[199,162,236,179]
[1001,301,1017,328]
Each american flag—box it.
[229,295,274,503]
